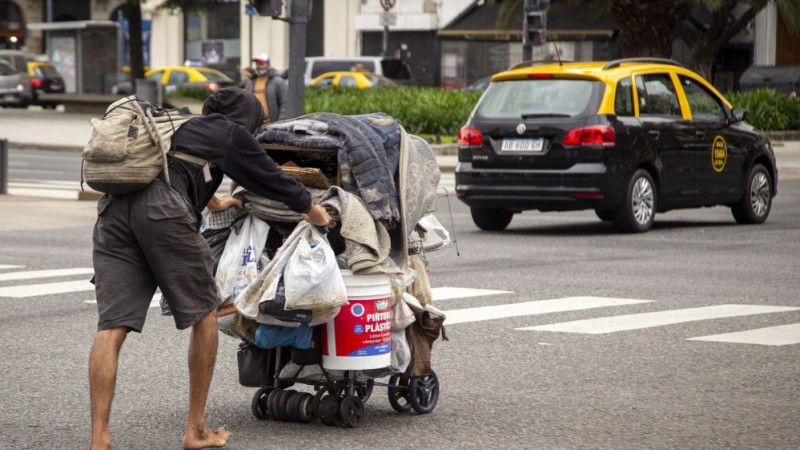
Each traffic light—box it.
[525,10,547,46]
[250,0,283,18]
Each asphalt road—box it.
[0,181,799,449]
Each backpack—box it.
[82,95,212,195]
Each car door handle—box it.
[648,130,660,140]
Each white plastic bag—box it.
[390,330,411,373]
[215,215,269,303]
[283,226,347,311]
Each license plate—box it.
[501,138,544,152]
[3,94,16,101]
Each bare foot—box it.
[182,426,230,449]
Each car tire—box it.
[471,207,513,231]
[614,169,656,233]
[731,163,772,224]
[595,209,615,222]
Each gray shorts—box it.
[92,180,218,332]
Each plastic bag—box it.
[215,215,269,303]
[283,226,347,311]
[390,330,411,373]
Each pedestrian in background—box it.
[243,53,288,123]
[239,67,255,89]
[87,88,330,450]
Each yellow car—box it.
[113,66,235,95]
[310,71,396,89]
[27,61,65,108]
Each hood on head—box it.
[202,88,263,133]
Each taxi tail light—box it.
[458,125,484,148]
[31,78,44,88]
[527,73,553,79]
[562,125,616,147]
[204,82,220,92]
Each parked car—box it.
[303,56,414,86]
[112,66,236,95]
[456,58,777,233]
[310,71,397,89]
[0,50,32,107]
[27,61,65,109]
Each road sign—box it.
[381,11,397,26]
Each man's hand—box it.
[206,195,243,213]
[301,204,331,227]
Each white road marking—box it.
[444,296,652,325]
[0,280,93,298]
[521,304,800,334]
[0,268,93,282]
[688,323,800,346]
[84,294,161,308]
[431,287,512,301]
[0,265,25,270]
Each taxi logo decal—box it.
[711,135,727,173]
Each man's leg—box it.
[182,311,230,449]
[89,328,128,450]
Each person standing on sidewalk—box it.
[243,53,288,123]
[88,88,330,449]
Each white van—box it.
[0,50,32,107]
[303,56,414,86]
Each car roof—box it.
[491,58,730,106]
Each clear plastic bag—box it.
[215,215,269,303]
[283,226,347,311]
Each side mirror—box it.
[730,107,747,124]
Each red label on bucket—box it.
[323,297,391,357]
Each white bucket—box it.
[321,270,392,370]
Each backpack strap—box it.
[173,152,215,183]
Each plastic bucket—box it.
[321,270,392,370]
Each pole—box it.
[286,0,308,119]
[522,0,533,62]
[382,24,388,57]
[0,139,8,195]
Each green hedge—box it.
[726,89,800,131]
[304,86,482,136]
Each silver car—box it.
[0,60,28,108]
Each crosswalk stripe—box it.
[688,323,800,346]
[0,280,93,298]
[431,287,512,301]
[0,268,93,282]
[84,294,161,308]
[520,304,800,334]
[0,265,25,270]
[444,296,652,325]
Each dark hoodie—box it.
[168,88,311,217]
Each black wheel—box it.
[731,163,772,224]
[355,379,374,404]
[387,374,413,413]
[595,209,615,221]
[318,395,340,427]
[409,371,440,414]
[266,389,282,419]
[285,391,305,422]
[250,386,273,420]
[470,207,513,231]
[297,392,315,423]
[339,395,364,428]
[276,390,296,422]
[614,169,656,233]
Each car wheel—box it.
[614,169,656,233]
[470,207,513,231]
[731,163,772,224]
[595,209,615,221]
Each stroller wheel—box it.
[250,386,273,420]
[318,394,340,426]
[387,374,412,413]
[339,394,364,428]
[409,371,439,414]
[355,379,375,404]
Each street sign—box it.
[381,11,397,27]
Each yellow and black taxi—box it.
[455,58,778,232]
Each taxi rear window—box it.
[475,78,603,119]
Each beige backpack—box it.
[82,96,212,195]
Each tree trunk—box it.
[128,1,145,91]
[611,0,692,58]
